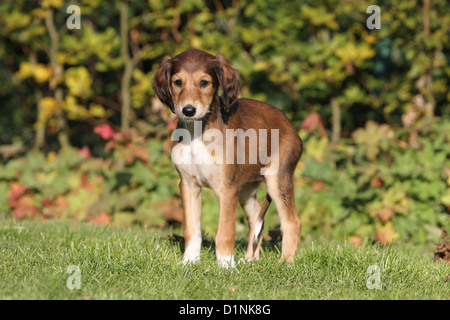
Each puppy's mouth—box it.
[180,115,206,122]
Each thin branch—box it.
[45,8,70,149]
[120,1,133,132]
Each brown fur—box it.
[153,49,302,266]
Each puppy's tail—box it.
[253,194,272,245]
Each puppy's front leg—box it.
[179,179,202,264]
[215,184,239,268]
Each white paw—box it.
[217,254,236,269]
[180,255,200,266]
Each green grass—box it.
[0,217,448,300]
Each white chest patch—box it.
[174,137,221,188]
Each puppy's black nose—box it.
[182,104,196,117]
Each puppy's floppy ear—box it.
[215,53,239,113]
[152,55,174,112]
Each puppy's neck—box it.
[181,119,200,135]
[179,96,223,135]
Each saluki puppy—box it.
[153,49,302,267]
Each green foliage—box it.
[0,117,448,246]
[1,0,449,146]
[0,125,180,228]
[295,116,450,245]
[0,1,449,246]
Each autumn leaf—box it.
[88,212,111,226]
[39,97,59,121]
[64,96,89,120]
[370,176,384,188]
[78,146,92,159]
[348,236,362,247]
[64,66,92,97]
[377,207,394,223]
[167,115,178,130]
[41,0,64,8]
[125,142,149,164]
[335,42,375,67]
[374,222,399,246]
[80,173,91,190]
[89,103,107,118]
[8,182,27,208]
[43,195,70,219]
[33,64,52,83]
[94,124,117,140]
[15,62,34,80]
[13,195,39,219]
[434,229,450,263]
[300,112,327,137]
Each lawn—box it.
[0,217,448,300]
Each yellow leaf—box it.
[64,96,89,120]
[65,67,92,97]
[362,32,377,44]
[34,64,52,83]
[336,43,375,67]
[46,151,57,162]
[4,10,31,30]
[89,103,106,118]
[41,0,64,8]
[31,8,47,19]
[253,61,268,72]
[40,97,58,121]
[15,62,35,80]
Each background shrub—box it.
[0,0,449,245]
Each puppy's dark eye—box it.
[174,79,182,87]
[200,80,209,88]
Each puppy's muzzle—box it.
[182,104,196,117]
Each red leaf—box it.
[43,195,69,219]
[78,146,91,159]
[167,115,178,130]
[8,182,27,208]
[370,176,384,188]
[300,112,327,137]
[80,173,91,190]
[94,124,117,140]
[88,212,111,226]
[13,195,39,219]
[126,142,149,164]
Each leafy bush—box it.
[0,124,180,228]
[294,115,450,245]
[1,0,449,148]
[1,117,448,246]
[0,0,449,246]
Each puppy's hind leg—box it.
[265,171,301,263]
[239,182,271,261]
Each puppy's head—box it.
[153,49,239,121]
